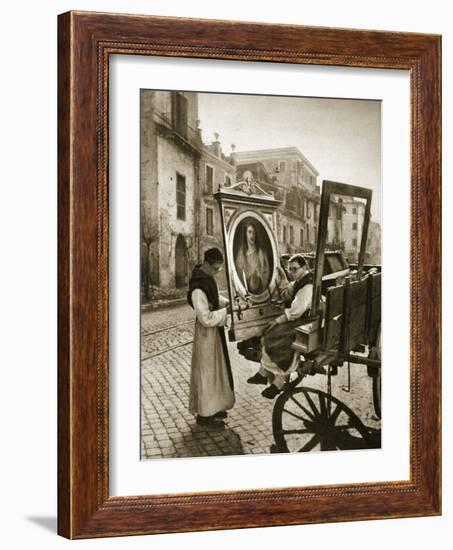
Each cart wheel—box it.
[372,375,381,419]
[370,324,381,419]
[272,387,373,453]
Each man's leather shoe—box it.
[214,410,228,419]
[261,384,281,399]
[196,415,225,429]
[247,372,268,385]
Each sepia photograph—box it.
[140,90,382,459]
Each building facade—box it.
[197,136,236,290]
[340,197,367,262]
[140,89,202,291]
[232,147,321,255]
[367,220,382,265]
[327,197,345,249]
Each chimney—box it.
[211,132,222,158]
[229,143,236,167]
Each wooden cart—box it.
[216,178,381,453]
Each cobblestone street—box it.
[141,303,381,460]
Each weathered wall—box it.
[157,136,197,288]
[343,200,366,259]
[199,149,235,289]
[140,90,160,284]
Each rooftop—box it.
[232,146,319,176]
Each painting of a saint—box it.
[233,218,273,295]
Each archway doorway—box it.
[175,234,188,288]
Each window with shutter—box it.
[206,207,213,235]
[171,92,188,139]
[176,173,186,220]
[206,165,214,194]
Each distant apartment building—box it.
[140,89,202,290]
[232,147,320,254]
[367,220,382,265]
[327,197,345,249]
[340,196,367,261]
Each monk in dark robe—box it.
[187,248,234,429]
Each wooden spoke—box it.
[299,434,320,452]
[318,392,327,417]
[333,424,356,431]
[282,407,308,423]
[303,390,320,417]
[289,396,316,420]
[329,404,342,424]
[372,374,381,419]
[281,429,311,435]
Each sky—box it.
[198,92,382,225]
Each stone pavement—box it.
[141,303,380,460]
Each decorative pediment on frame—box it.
[214,173,282,209]
[226,175,273,198]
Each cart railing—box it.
[293,270,381,356]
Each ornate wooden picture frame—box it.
[58,11,441,538]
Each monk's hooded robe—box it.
[187,266,235,417]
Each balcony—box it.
[153,110,202,155]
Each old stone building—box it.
[340,196,367,262]
[197,135,236,289]
[140,90,202,293]
[327,197,345,249]
[332,196,381,264]
[232,147,321,254]
[367,220,382,265]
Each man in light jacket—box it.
[187,248,234,429]
[247,254,313,398]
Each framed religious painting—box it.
[58,11,441,538]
